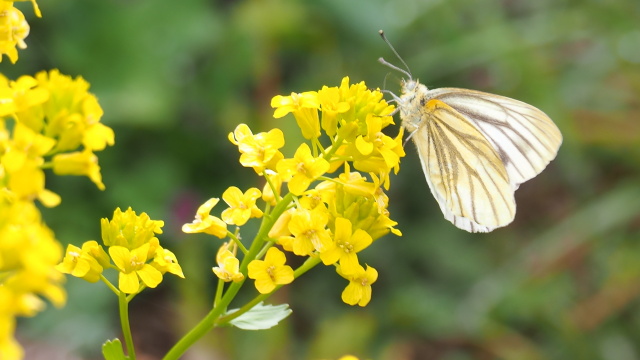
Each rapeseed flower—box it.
[221,186,263,226]
[339,264,378,307]
[320,217,372,274]
[56,243,106,283]
[52,149,105,190]
[276,143,330,195]
[109,243,162,294]
[182,198,228,238]
[271,91,320,139]
[212,242,243,283]
[101,207,163,249]
[152,247,184,278]
[248,247,294,294]
[287,207,332,256]
[229,124,284,175]
[0,3,30,63]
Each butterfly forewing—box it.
[427,88,562,188]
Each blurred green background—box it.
[7,0,640,359]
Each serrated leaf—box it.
[226,302,292,330]
[102,338,128,360]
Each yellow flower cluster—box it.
[0,68,113,359]
[0,0,41,63]
[0,199,65,359]
[1,70,114,200]
[184,77,403,307]
[57,207,184,294]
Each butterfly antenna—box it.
[382,72,390,91]
[378,30,412,80]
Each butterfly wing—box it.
[410,98,516,232]
[428,88,563,189]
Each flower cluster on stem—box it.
[173,76,404,359]
[0,6,115,354]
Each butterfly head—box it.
[401,79,419,94]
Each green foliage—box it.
[227,302,293,330]
[102,339,127,360]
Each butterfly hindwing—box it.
[409,97,516,232]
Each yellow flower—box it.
[319,169,377,198]
[358,210,402,240]
[276,143,330,195]
[221,186,263,226]
[81,240,111,268]
[0,197,67,358]
[101,207,164,249]
[287,208,332,256]
[339,264,378,307]
[0,121,61,206]
[229,124,284,174]
[1,122,55,172]
[152,247,185,278]
[318,85,350,137]
[7,162,61,207]
[248,247,294,294]
[342,78,395,128]
[0,3,30,64]
[212,242,244,283]
[56,243,105,283]
[2,74,48,119]
[271,91,321,139]
[354,126,405,178]
[182,198,228,238]
[319,217,372,274]
[268,208,293,250]
[109,243,162,294]
[83,121,115,152]
[316,170,401,241]
[298,187,331,211]
[0,329,22,360]
[355,114,401,165]
[26,0,42,17]
[52,149,105,190]
[33,70,113,154]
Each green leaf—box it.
[102,338,128,360]
[226,302,292,330]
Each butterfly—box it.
[379,30,562,232]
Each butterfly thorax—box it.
[399,79,431,133]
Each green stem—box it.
[292,255,322,279]
[312,137,326,158]
[254,241,275,261]
[213,278,224,307]
[239,192,294,272]
[163,192,295,360]
[323,133,344,161]
[100,274,119,295]
[264,173,283,203]
[227,231,248,254]
[118,290,136,360]
[162,280,245,360]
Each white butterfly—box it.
[379,31,562,232]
